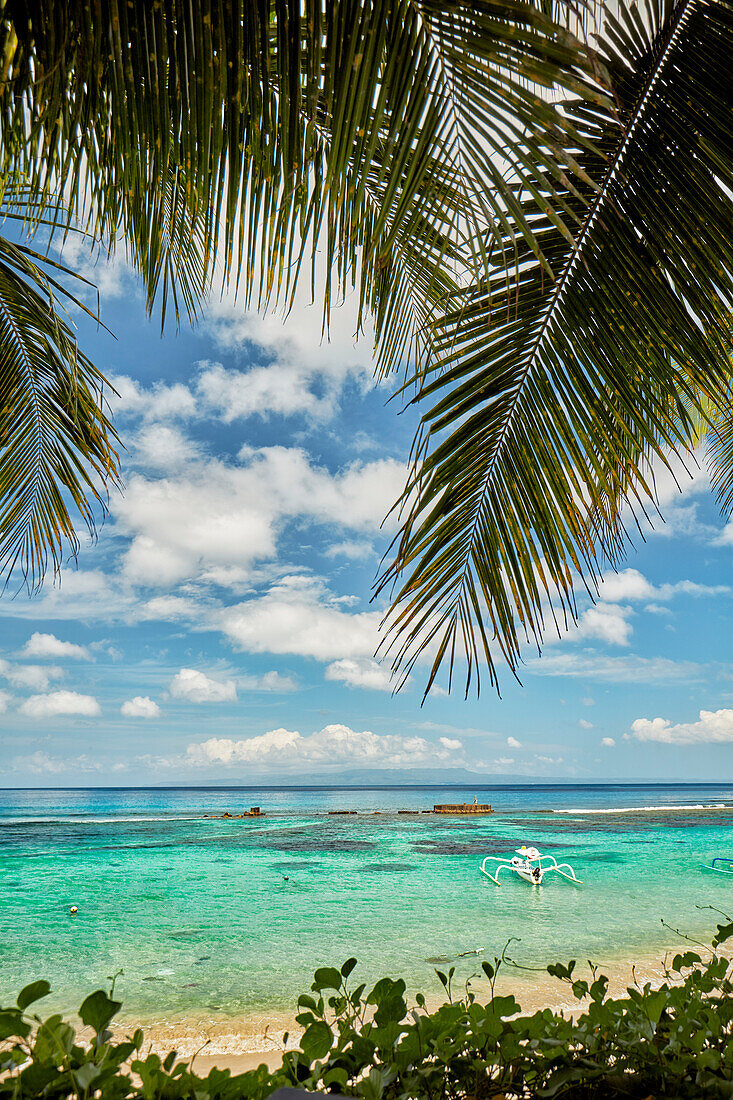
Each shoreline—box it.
[111,939,701,1073]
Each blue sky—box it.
[2,245,733,786]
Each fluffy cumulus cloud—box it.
[578,719,594,730]
[601,737,616,746]
[219,577,382,661]
[19,691,101,719]
[507,736,522,749]
[185,723,464,771]
[110,259,377,427]
[0,659,64,692]
[121,696,161,718]
[170,668,237,704]
[325,657,393,692]
[115,447,405,589]
[200,272,375,421]
[630,708,733,745]
[575,604,634,647]
[439,737,462,750]
[20,633,90,660]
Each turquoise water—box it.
[2,784,733,1026]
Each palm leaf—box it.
[1,0,607,360]
[0,232,119,587]
[378,0,733,696]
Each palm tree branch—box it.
[378,0,733,696]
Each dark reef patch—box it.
[270,860,322,870]
[361,862,417,872]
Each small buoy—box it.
[70,906,78,914]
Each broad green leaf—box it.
[79,989,122,1035]
[16,980,51,1011]
[0,1009,31,1040]
[300,1020,333,1061]
[341,957,358,978]
[312,967,342,991]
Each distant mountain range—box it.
[161,767,586,787]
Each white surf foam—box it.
[553,804,730,814]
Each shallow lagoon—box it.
[2,784,733,1027]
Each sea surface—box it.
[2,784,733,1029]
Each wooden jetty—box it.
[433,803,493,815]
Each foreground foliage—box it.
[3,921,733,1098]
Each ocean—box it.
[2,784,733,1036]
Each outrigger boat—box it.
[480,846,582,887]
[704,856,733,875]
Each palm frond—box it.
[378,0,733,696]
[2,0,606,366]
[0,233,119,587]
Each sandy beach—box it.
[122,940,697,1074]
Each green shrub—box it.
[3,920,733,1098]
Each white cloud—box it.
[11,750,116,774]
[185,723,463,771]
[19,691,102,719]
[507,736,522,748]
[58,237,135,300]
[196,359,359,423]
[716,523,733,546]
[630,450,713,541]
[575,603,633,646]
[0,659,65,692]
[239,671,298,692]
[440,737,462,750]
[200,270,375,421]
[601,737,615,746]
[578,719,594,729]
[111,375,198,423]
[170,668,237,704]
[0,570,140,624]
[219,577,382,661]
[121,696,161,718]
[325,540,375,561]
[598,568,729,604]
[12,750,69,774]
[325,657,393,692]
[112,265,378,427]
[20,632,91,660]
[0,689,11,712]
[131,423,203,471]
[116,448,405,589]
[630,708,733,745]
[526,652,703,684]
